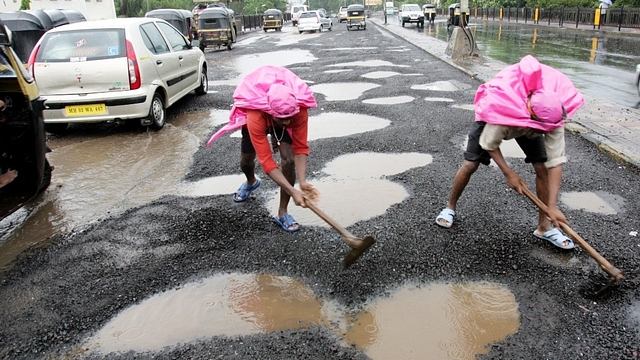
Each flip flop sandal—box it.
[274,214,300,233]
[533,228,575,250]
[232,178,261,203]
[435,208,456,228]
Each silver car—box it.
[337,6,348,23]
[28,17,208,133]
[297,10,333,33]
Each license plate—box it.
[65,103,107,117]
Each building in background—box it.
[1,0,116,20]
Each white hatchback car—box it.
[28,17,208,133]
[298,10,333,33]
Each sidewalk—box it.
[369,16,640,169]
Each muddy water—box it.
[85,273,520,359]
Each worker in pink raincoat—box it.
[435,55,585,250]
[206,65,318,233]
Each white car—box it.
[337,6,348,22]
[27,17,208,133]
[297,10,333,33]
[399,3,425,27]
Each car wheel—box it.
[299,31,303,34]
[227,41,233,50]
[45,123,68,134]
[147,93,166,130]
[347,26,350,31]
[38,159,52,193]
[402,21,405,27]
[195,67,208,95]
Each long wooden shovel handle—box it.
[521,186,623,281]
[304,200,355,239]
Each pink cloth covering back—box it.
[206,65,317,147]
[474,55,584,132]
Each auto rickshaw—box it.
[0,10,54,62]
[422,4,436,23]
[263,9,283,32]
[0,20,52,220]
[146,8,195,41]
[197,7,236,51]
[346,4,366,31]
[447,3,469,28]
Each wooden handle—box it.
[521,186,623,281]
[304,200,355,239]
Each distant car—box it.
[636,64,640,95]
[297,10,333,33]
[399,3,425,27]
[291,4,308,26]
[0,20,52,220]
[337,6,348,22]
[27,17,208,133]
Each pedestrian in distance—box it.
[206,65,319,233]
[435,55,585,250]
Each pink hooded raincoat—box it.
[474,55,584,132]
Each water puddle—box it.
[344,282,520,359]
[325,69,353,73]
[328,60,410,68]
[412,81,464,92]
[327,47,378,51]
[83,274,520,359]
[424,97,455,102]
[560,191,622,215]
[266,152,432,227]
[209,50,318,87]
[363,96,415,104]
[311,82,381,101]
[451,104,475,111]
[362,71,422,79]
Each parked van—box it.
[291,4,308,26]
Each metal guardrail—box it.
[469,6,640,31]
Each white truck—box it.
[291,4,308,26]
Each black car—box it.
[0,20,52,220]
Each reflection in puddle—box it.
[311,82,381,101]
[363,96,415,105]
[85,275,520,359]
[560,191,621,214]
[266,152,433,227]
[210,50,318,87]
[328,60,410,68]
[344,282,520,360]
[424,97,455,102]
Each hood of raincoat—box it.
[206,65,317,147]
[474,55,584,132]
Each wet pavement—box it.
[0,16,639,360]
[368,14,640,169]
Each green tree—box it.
[19,0,29,10]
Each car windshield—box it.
[404,5,421,11]
[36,29,126,62]
[299,12,317,19]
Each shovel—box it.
[304,200,375,268]
[521,185,623,293]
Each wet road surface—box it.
[1,17,639,360]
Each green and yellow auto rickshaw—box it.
[197,7,236,51]
[346,4,366,31]
[0,20,52,220]
[422,4,436,23]
[263,9,283,32]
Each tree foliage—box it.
[19,0,30,10]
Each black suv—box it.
[0,20,52,220]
